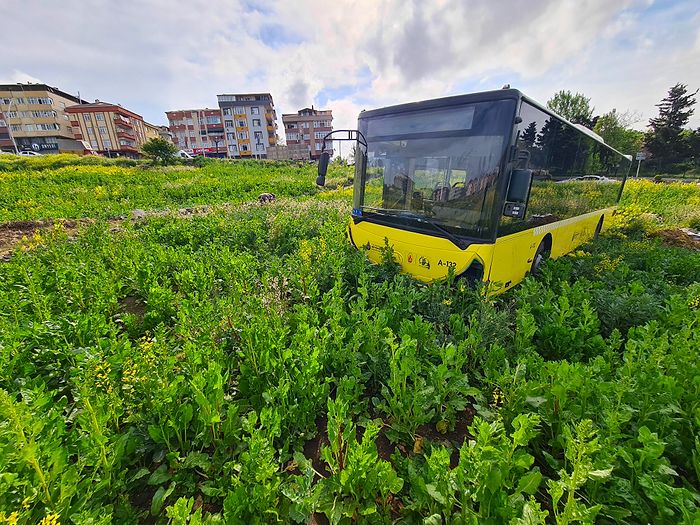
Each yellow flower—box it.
[21,496,31,509]
[38,513,61,525]
[6,511,19,525]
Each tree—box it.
[644,83,698,169]
[142,138,177,165]
[593,109,644,154]
[521,121,537,148]
[547,90,594,127]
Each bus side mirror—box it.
[316,151,330,186]
[503,169,533,219]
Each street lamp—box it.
[212,135,223,158]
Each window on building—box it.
[237,120,246,127]
[59,102,66,109]
[303,134,310,140]
[238,131,248,140]
[83,114,91,122]
[0,119,5,127]
[286,132,299,141]
[91,140,99,149]
[20,111,30,118]
[286,123,297,129]
[6,111,17,118]
[99,126,108,134]
[96,113,104,121]
[186,118,193,125]
[251,107,259,115]
[0,98,10,105]
[225,120,233,128]
[256,143,265,151]
[10,124,22,132]
[252,119,261,127]
[103,139,112,148]
[226,132,235,141]
[206,116,221,124]
[201,135,208,142]
[189,134,196,141]
[241,144,249,152]
[254,131,263,142]
[234,107,245,114]
[228,144,238,153]
[87,126,95,135]
[315,142,322,151]
[15,97,25,104]
[223,108,232,116]
[313,121,321,127]
[302,122,310,128]
[314,132,325,139]
[24,124,36,131]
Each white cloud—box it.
[1,0,698,138]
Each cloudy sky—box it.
[2,0,699,143]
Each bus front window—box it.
[356,99,515,239]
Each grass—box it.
[0,157,698,524]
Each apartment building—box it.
[0,83,87,154]
[217,93,279,158]
[66,101,149,158]
[165,109,226,157]
[282,107,333,160]
[144,121,162,142]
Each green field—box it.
[0,156,699,524]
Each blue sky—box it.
[2,0,699,147]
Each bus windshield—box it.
[355,99,515,240]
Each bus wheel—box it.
[531,236,551,276]
[594,215,604,239]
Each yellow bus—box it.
[317,88,632,293]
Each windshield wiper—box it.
[362,208,468,250]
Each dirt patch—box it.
[415,407,476,467]
[653,228,700,250]
[119,295,146,319]
[302,415,330,482]
[0,219,87,259]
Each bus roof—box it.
[359,88,631,159]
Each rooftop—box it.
[0,83,87,104]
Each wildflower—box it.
[38,513,61,525]
[21,496,31,509]
[491,387,504,408]
[689,296,700,310]
[442,299,452,305]
[6,512,19,525]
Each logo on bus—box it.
[418,256,430,269]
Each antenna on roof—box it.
[502,84,511,89]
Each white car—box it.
[176,150,194,159]
[18,150,43,156]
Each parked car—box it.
[176,150,194,159]
[556,175,616,183]
[18,150,43,156]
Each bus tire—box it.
[594,215,604,239]
[531,236,551,276]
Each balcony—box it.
[117,130,136,141]
[114,116,133,128]
[267,125,275,132]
